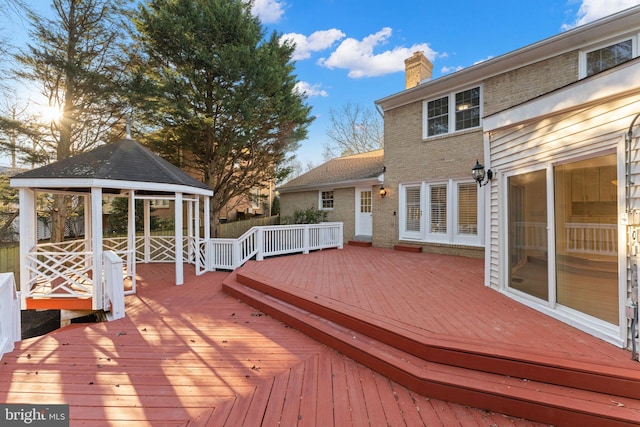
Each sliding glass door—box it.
[508,153,618,325]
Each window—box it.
[586,39,632,77]
[360,190,372,213]
[429,184,447,234]
[455,87,480,130]
[424,86,481,138]
[405,186,421,232]
[457,183,478,235]
[400,180,480,245]
[320,190,334,210]
[579,35,638,78]
[151,199,170,209]
[427,96,449,136]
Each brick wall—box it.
[484,51,579,116]
[280,187,356,243]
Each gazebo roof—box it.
[11,139,212,196]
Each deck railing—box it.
[206,222,344,271]
[103,251,125,321]
[19,222,344,307]
[0,273,20,361]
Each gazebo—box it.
[10,139,213,313]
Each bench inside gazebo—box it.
[10,139,213,316]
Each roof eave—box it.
[376,6,640,111]
[10,177,214,197]
[278,177,383,194]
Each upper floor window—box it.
[424,86,481,138]
[320,190,334,210]
[586,39,633,77]
[580,35,638,78]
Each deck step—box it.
[393,244,421,252]
[348,240,372,247]
[223,271,640,427]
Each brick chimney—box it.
[404,51,433,89]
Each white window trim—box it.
[399,179,482,246]
[422,85,483,139]
[578,32,639,79]
[318,190,334,211]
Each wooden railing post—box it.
[103,251,125,321]
[303,224,310,254]
[256,227,264,261]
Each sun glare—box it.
[40,105,63,123]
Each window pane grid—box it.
[427,96,449,136]
[455,88,480,131]
[321,191,334,209]
[360,191,372,213]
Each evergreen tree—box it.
[131,0,313,228]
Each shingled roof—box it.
[279,149,384,193]
[11,139,212,195]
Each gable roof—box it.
[11,139,213,196]
[278,149,384,193]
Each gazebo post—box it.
[143,199,151,263]
[204,196,210,241]
[127,191,136,293]
[84,194,92,268]
[175,192,183,285]
[18,188,37,309]
[194,197,200,273]
[91,187,103,310]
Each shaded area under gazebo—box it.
[10,139,213,313]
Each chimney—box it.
[404,51,433,89]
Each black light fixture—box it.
[379,185,387,197]
[472,160,493,187]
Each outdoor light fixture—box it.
[379,185,387,197]
[472,160,493,187]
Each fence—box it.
[216,215,280,238]
[0,245,20,285]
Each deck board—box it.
[0,251,572,425]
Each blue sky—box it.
[253,0,640,167]
[3,0,640,169]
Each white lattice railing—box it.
[25,244,94,299]
[0,273,20,361]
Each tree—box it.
[10,0,134,241]
[105,198,159,234]
[323,102,383,160]
[131,0,313,229]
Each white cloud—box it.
[318,27,437,78]
[562,0,640,30]
[295,81,328,98]
[280,29,346,61]
[441,65,463,74]
[251,0,286,24]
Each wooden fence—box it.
[0,245,20,286]
[216,215,280,238]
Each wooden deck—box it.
[1,245,638,426]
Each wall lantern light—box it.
[379,185,387,197]
[472,160,493,187]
